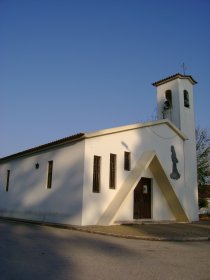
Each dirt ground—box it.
[77,220,210,240]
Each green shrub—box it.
[199,198,209,209]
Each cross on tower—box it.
[181,63,187,75]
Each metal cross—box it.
[181,63,187,75]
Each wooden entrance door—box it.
[133,177,151,219]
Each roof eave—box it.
[0,133,85,163]
[85,119,187,141]
[0,120,187,163]
[152,73,197,87]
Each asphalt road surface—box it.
[0,220,210,280]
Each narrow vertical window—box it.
[165,90,172,107]
[124,151,131,171]
[109,153,117,189]
[47,161,53,189]
[6,170,10,192]
[93,155,101,193]
[184,90,190,108]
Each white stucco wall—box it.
[179,79,198,220]
[0,121,198,226]
[156,78,198,221]
[0,140,85,225]
[82,123,185,225]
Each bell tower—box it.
[152,73,197,141]
[152,73,198,221]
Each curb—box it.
[73,227,210,242]
[0,217,209,242]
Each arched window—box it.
[184,90,190,108]
[165,90,172,107]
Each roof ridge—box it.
[152,73,197,86]
[0,120,187,162]
[0,133,85,162]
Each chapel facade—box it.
[0,74,199,225]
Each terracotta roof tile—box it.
[0,133,85,162]
[152,73,197,87]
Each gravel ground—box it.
[76,221,210,240]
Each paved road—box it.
[0,220,210,280]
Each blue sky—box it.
[1,0,210,157]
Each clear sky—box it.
[1,0,210,157]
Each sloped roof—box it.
[0,119,187,163]
[85,119,187,140]
[0,133,85,162]
[152,73,197,87]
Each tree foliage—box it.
[199,198,209,209]
[196,127,210,186]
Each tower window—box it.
[165,90,172,107]
[184,90,190,108]
[93,155,101,193]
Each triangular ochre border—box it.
[97,151,189,225]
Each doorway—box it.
[133,177,152,219]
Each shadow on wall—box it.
[0,141,85,226]
[0,121,190,226]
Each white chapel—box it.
[0,73,199,225]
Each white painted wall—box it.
[156,77,198,221]
[0,141,85,225]
[179,79,198,220]
[82,123,185,225]
[0,112,198,225]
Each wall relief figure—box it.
[170,145,180,180]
